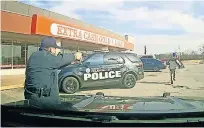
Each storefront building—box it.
[1,1,134,74]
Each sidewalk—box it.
[1,75,25,90]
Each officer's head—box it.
[40,37,62,56]
[172,52,176,58]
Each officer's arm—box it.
[51,53,75,69]
[166,59,170,65]
[176,59,181,67]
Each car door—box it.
[102,53,125,85]
[80,53,106,87]
[141,58,148,70]
[156,60,165,69]
[145,58,155,70]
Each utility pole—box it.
[144,45,147,55]
[200,44,204,60]
[178,45,181,60]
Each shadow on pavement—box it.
[172,85,190,89]
[79,85,122,91]
[145,74,158,77]
[138,81,169,85]
[60,84,136,94]
[144,71,162,73]
[60,85,124,94]
[199,87,204,89]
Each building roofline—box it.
[15,1,125,39]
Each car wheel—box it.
[123,74,136,89]
[96,92,105,96]
[62,77,80,94]
[153,67,159,72]
[163,92,170,97]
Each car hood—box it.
[3,94,204,113]
[65,63,82,68]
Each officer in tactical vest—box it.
[167,53,180,84]
[24,36,82,110]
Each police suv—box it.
[58,51,144,94]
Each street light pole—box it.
[178,45,181,60]
[144,45,147,55]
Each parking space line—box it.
[0,84,24,91]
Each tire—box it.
[123,74,137,89]
[62,77,80,94]
[163,92,170,97]
[96,92,105,96]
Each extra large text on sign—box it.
[50,23,124,48]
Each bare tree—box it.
[199,44,204,55]
[191,51,196,55]
[199,44,204,60]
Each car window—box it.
[152,59,157,62]
[126,53,141,63]
[81,54,91,62]
[146,59,153,63]
[84,54,104,66]
[156,60,162,64]
[104,54,124,64]
[140,55,153,59]
[141,58,146,63]
[153,59,157,63]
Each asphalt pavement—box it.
[1,63,204,104]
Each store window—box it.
[1,41,13,69]
[1,40,39,69]
[13,41,26,68]
[27,44,38,61]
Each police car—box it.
[58,51,144,94]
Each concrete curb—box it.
[0,84,24,91]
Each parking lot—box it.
[1,62,204,104]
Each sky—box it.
[19,0,204,54]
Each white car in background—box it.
[199,60,204,64]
